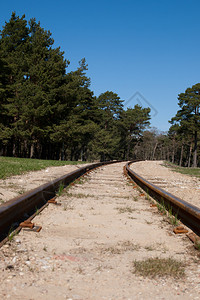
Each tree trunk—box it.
[188,142,192,167]
[30,144,34,158]
[12,141,16,157]
[167,147,170,161]
[179,144,184,166]
[152,142,158,160]
[193,131,198,167]
[172,137,175,163]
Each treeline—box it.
[168,83,200,167]
[133,129,182,164]
[0,13,151,161]
[136,81,200,167]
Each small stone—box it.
[6,265,14,270]
[12,257,17,263]
[19,272,24,276]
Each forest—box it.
[0,13,199,165]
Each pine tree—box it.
[170,84,200,167]
[119,105,151,160]
[0,13,69,158]
[92,91,124,160]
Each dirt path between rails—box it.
[0,162,200,299]
[130,160,200,209]
[0,164,88,203]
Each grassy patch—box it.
[163,161,200,178]
[0,156,86,179]
[132,257,185,278]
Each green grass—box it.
[0,156,86,179]
[56,182,65,197]
[163,161,200,178]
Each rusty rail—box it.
[0,160,120,241]
[126,161,200,236]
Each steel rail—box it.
[126,161,200,236]
[0,160,121,241]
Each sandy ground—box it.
[130,160,200,209]
[0,162,199,300]
[0,164,88,203]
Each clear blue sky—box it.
[1,0,200,132]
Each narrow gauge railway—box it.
[0,160,199,246]
[0,161,199,300]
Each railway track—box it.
[0,159,199,246]
[0,161,200,299]
[126,161,200,237]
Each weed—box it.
[103,246,122,254]
[43,246,47,252]
[132,257,185,278]
[169,213,179,226]
[63,201,73,211]
[144,245,155,251]
[95,265,103,272]
[145,191,151,201]
[74,176,88,185]
[120,241,140,251]
[18,189,25,195]
[167,204,180,226]
[133,196,138,202]
[137,187,143,193]
[116,206,136,214]
[114,195,130,199]
[66,192,94,198]
[28,266,34,272]
[102,241,140,254]
[145,220,153,225]
[57,182,65,197]
[8,225,15,242]
[194,239,200,251]
[156,199,166,215]
[77,266,84,274]
[126,181,132,186]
